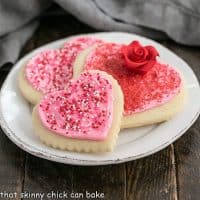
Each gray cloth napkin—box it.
[0,0,200,66]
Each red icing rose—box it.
[122,41,159,74]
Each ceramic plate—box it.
[0,32,199,166]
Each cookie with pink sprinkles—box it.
[73,41,186,128]
[32,70,124,152]
[19,37,103,104]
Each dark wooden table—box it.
[0,9,200,200]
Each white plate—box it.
[0,32,200,166]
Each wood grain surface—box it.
[0,5,199,200]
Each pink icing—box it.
[25,37,103,94]
[38,71,113,141]
[84,43,182,115]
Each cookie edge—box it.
[18,65,42,105]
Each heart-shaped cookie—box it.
[19,37,103,104]
[73,42,186,128]
[32,70,124,152]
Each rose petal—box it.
[143,48,149,59]
[145,46,159,59]
[130,49,145,61]
[136,60,156,74]
[123,46,138,62]
[130,41,142,48]
[125,58,148,69]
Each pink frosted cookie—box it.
[32,70,124,152]
[19,37,103,104]
[73,41,186,128]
